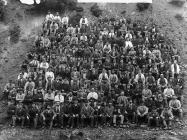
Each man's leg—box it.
[120,115,124,127]
[113,115,117,127]
[12,116,16,127]
[21,117,25,128]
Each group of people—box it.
[4,11,184,130]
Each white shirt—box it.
[87,92,98,100]
[135,73,145,84]
[54,16,61,22]
[80,18,88,27]
[163,88,175,98]
[125,41,133,49]
[45,71,55,81]
[18,72,28,80]
[54,95,64,103]
[46,14,54,21]
[39,62,49,70]
[171,63,180,74]
[62,16,69,25]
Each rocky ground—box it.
[1,0,187,139]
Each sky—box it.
[20,0,40,5]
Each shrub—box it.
[136,3,150,12]
[175,13,184,21]
[9,21,21,44]
[168,0,185,7]
[76,6,84,13]
[90,4,102,18]
[0,0,5,21]
[69,13,82,27]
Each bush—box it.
[175,13,184,21]
[168,0,185,7]
[90,4,102,18]
[0,0,5,21]
[69,14,82,27]
[136,3,150,12]
[9,21,21,44]
[28,0,77,14]
[76,6,84,13]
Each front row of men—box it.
[8,96,182,129]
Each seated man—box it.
[157,74,168,91]
[80,101,94,127]
[12,102,26,128]
[16,89,25,103]
[126,99,136,123]
[169,95,183,121]
[148,108,159,128]
[87,88,98,101]
[53,102,64,128]
[160,106,174,129]
[44,89,55,104]
[41,105,56,129]
[54,91,64,103]
[113,103,124,127]
[137,102,149,126]
[69,99,81,128]
[93,102,106,127]
[104,101,114,126]
[117,91,128,107]
[27,103,40,128]
[3,80,15,101]
[163,84,175,103]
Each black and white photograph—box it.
[0,0,187,139]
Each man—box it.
[12,102,26,128]
[61,15,69,28]
[87,88,98,101]
[27,103,40,128]
[69,99,81,128]
[113,103,125,127]
[53,102,64,128]
[169,95,183,121]
[80,16,88,28]
[54,12,61,24]
[109,70,119,88]
[17,73,27,89]
[142,85,152,102]
[41,105,56,129]
[104,101,114,126]
[44,89,55,103]
[45,67,55,82]
[117,91,128,107]
[54,91,64,103]
[171,60,180,78]
[80,101,94,127]
[137,102,149,126]
[98,69,109,92]
[93,102,106,127]
[163,84,175,103]
[46,11,54,22]
[24,77,35,94]
[135,69,145,86]
[157,74,168,91]
[126,99,136,123]
[160,107,174,129]
[3,80,15,101]
[148,108,159,128]
[16,89,25,103]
